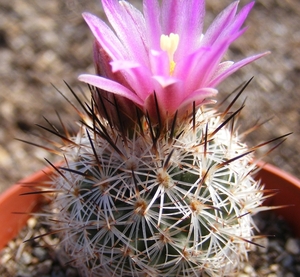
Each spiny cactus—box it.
[43,83,270,277]
[32,0,278,276]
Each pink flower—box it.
[79,0,267,127]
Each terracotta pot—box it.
[0,162,300,251]
[0,164,57,250]
[256,162,300,237]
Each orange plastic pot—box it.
[0,162,300,251]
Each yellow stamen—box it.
[160,33,179,75]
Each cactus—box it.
[34,0,277,276]
[46,94,266,276]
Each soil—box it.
[0,0,300,193]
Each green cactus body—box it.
[48,107,264,277]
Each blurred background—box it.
[0,0,299,193]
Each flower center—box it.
[160,33,179,75]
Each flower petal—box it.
[174,46,210,93]
[82,12,127,61]
[149,50,170,76]
[180,87,218,109]
[143,0,162,51]
[101,0,148,65]
[144,78,183,121]
[161,0,206,58]
[213,61,235,79]
[226,2,255,36]
[201,1,239,47]
[202,1,255,47]
[175,37,235,95]
[175,88,218,121]
[78,74,144,106]
[182,87,218,106]
[110,60,154,100]
[208,51,270,87]
[152,75,180,89]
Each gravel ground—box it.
[0,0,299,195]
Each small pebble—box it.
[20,251,32,265]
[244,265,255,274]
[1,252,11,264]
[282,254,294,268]
[269,240,284,252]
[32,247,48,261]
[269,263,279,272]
[285,238,300,255]
[27,217,38,229]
